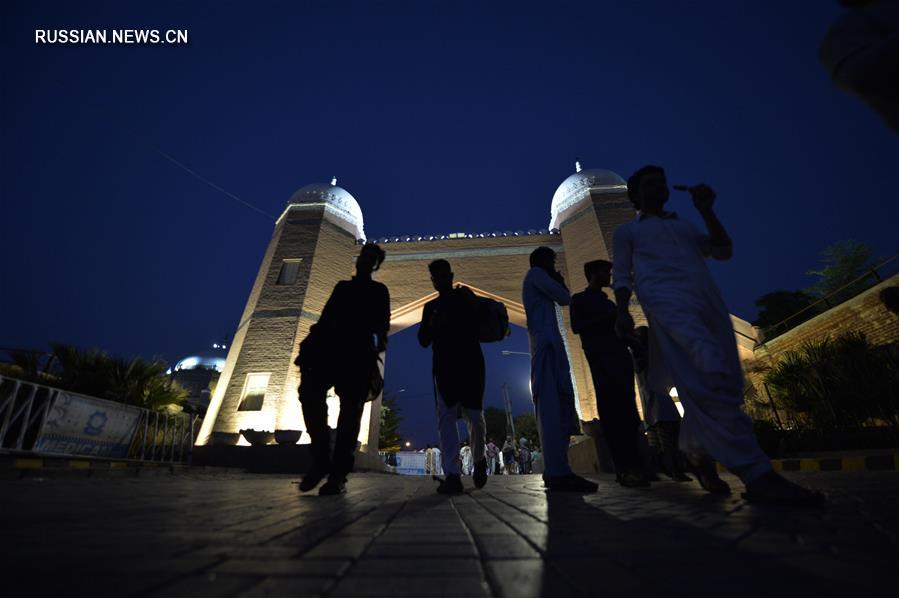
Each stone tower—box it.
[196,181,382,449]
[548,165,644,421]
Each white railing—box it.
[129,408,199,463]
[0,375,199,463]
[0,376,57,452]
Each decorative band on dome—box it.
[285,182,366,241]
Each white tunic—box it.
[612,212,771,482]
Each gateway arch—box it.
[196,166,756,454]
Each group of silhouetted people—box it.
[419,438,535,477]
[294,165,824,506]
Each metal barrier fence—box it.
[128,408,199,463]
[0,375,199,463]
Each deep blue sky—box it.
[2,1,896,446]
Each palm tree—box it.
[47,343,186,411]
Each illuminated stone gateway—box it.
[197,167,757,453]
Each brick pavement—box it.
[1,471,897,597]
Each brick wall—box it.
[754,275,899,360]
[746,275,899,404]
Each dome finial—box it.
[331,176,337,186]
[575,160,582,173]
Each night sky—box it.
[2,1,896,447]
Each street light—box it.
[404,440,412,448]
[501,383,516,440]
[499,351,530,440]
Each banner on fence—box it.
[393,451,427,475]
[34,392,142,458]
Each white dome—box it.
[287,181,365,240]
[174,355,226,373]
[549,168,627,230]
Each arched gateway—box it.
[196,166,757,453]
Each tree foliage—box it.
[483,406,507,444]
[513,412,540,449]
[753,290,818,329]
[3,344,185,412]
[51,344,185,411]
[805,239,875,299]
[379,392,404,450]
[753,240,878,338]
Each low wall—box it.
[754,274,899,361]
[745,275,899,409]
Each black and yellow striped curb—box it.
[771,455,899,472]
[713,455,899,473]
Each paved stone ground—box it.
[1,471,897,597]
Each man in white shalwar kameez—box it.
[460,443,473,476]
[613,165,823,506]
[523,247,598,492]
[431,446,443,476]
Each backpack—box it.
[477,297,510,342]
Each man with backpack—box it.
[418,259,489,493]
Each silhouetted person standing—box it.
[418,259,488,494]
[630,326,691,482]
[296,243,390,496]
[486,438,499,475]
[502,437,517,475]
[517,437,532,474]
[571,259,648,487]
[613,166,823,506]
[523,247,598,492]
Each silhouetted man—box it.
[502,436,517,475]
[486,438,499,475]
[517,437,532,474]
[418,259,488,494]
[297,243,390,495]
[613,165,823,506]
[523,246,598,492]
[570,259,648,487]
[631,326,691,482]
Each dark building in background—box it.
[168,346,227,415]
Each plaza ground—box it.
[1,470,896,597]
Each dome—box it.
[287,179,365,240]
[173,355,226,373]
[549,167,627,230]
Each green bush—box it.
[763,333,899,431]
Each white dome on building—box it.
[287,179,365,241]
[173,354,226,373]
[549,166,627,230]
